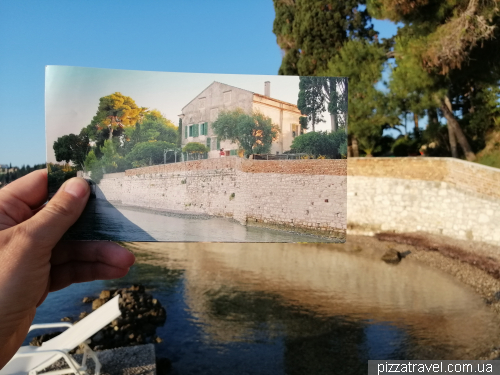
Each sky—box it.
[0,0,399,167]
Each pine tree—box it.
[367,0,500,161]
[273,0,376,76]
[322,40,398,156]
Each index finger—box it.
[0,169,48,210]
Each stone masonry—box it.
[347,157,500,247]
[96,157,347,239]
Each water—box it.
[27,241,500,374]
[65,199,339,242]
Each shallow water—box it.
[64,199,339,242]
[28,241,500,374]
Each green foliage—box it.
[182,142,209,154]
[211,109,279,157]
[90,92,148,141]
[53,131,90,170]
[290,130,347,159]
[297,77,326,132]
[47,164,77,196]
[273,0,377,75]
[299,116,308,130]
[123,110,177,153]
[391,135,422,157]
[126,141,176,168]
[178,118,183,147]
[322,39,399,156]
[84,150,98,172]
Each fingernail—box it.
[64,178,89,198]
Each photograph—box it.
[2,0,500,374]
[45,66,348,242]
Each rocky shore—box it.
[346,233,500,360]
[31,284,167,351]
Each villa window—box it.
[206,137,211,150]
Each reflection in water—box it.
[65,199,339,242]
[31,241,500,375]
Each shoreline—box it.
[106,200,345,242]
[344,233,500,359]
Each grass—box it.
[477,149,500,169]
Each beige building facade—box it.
[179,81,304,158]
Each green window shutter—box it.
[185,124,188,139]
[206,137,211,149]
[189,125,193,137]
[204,122,208,135]
[196,123,200,137]
[217,138,220,150]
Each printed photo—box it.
[46,66,348,242]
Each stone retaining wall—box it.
[97,157,347,239]
[347,157,500,247]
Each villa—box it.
[179,81,304,158]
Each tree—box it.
[126,141,177,168]
[290,130,347,158]
[297,77,326,132]
[123,110,177,153]
[211,109,279,157]
[324,77,349,132]
[90,92,147,141]
[366,0,500,161]
[53,131,90,170]
[182,142,209,154]
[322,39,399,156]
[273,0,377,75]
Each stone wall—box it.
[97,157,347,239]
[347,157,500,246]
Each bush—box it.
[290,130,347,158]
[182,142,209,154]
[391,135,421,157]
[126,141,177,167]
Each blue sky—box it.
[0,0,399,166]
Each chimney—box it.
[264,81,270,97]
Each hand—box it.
[0,170,135,368]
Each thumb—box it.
[21,177,90,250]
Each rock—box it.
[79,312,88,319]
[29,332,62,346]
[99,290,111,299]
[381,248,402,264]
[61,317,72,322]
[92,298,106,310]
[154,335,163,343]
[92,331,104,343]
[34,284,167,352]
[494,291,500,301]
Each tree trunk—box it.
[312,113,316,132]
[428,108,439,126]
[447,121,459,158]
[352,136,359,157]
[413,113,419,132]
[330,113,337,132]
[440,95,476,161]
[108,125,113,140]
